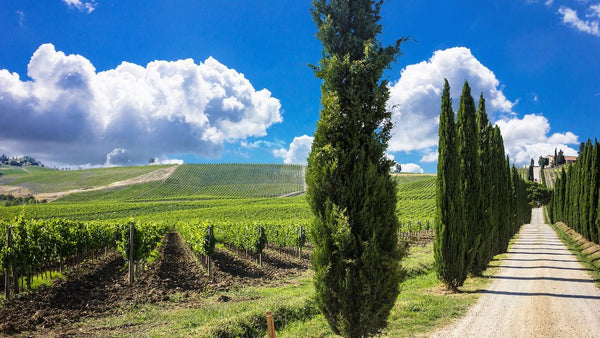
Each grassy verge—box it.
[550,222,600,287]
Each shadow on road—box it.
[492,265,593,272]
[471,289,600,300]
[490,275,598,283]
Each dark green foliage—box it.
[527,159,535,181]
[526,181,552,206]
[434,79,466,290]
[307,1,406,336]
[557,149,566,166]
[551,139,600,245]
[434,82,531,289]
[538,156,547,187]
[471,94,493,276]
[456,82,481,277]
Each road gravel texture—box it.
[432,207,600,337]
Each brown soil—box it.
[0,232,311,336]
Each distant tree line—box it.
[434,80,531,291]
[0,194,46,206]
[549,139,600,245]
[1,154,43,167]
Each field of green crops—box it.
[0,168,435,229]
[0,164,172,193]
[56,163,305,202]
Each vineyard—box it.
[0,165,171,194]
[56,163,305,202]
[0,164,438,335]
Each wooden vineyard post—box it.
[4,225,11,300]
[266,311,276,338]
[259,226,263,267]
[298,225,303,258]
[207,256,211,276]
[128,223,135,285]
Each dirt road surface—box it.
[432,207,600,337]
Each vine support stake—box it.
[129,223,135,285]
[4,225,12,300]
[266,311,276,338]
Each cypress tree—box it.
[471,94,493,275]
[557,149,566,166]
[588,140,599,243]
[434,79,467,290]
[306,1,406,336]
[528,159,535,181]
[597,181,600,244]
[491,126,507,256]
[538,156,547,187]
[456,81,481,274]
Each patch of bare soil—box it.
[0,252,126,335]
[35,165,179,202]
[0,185,34,197]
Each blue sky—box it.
[0,0,598,172]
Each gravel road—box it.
[432,207,600,337]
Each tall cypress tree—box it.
[306,1,406,336]
[491,126,507,256]
[471,94,492,275]
[456,81,481,274]
[528,159,535,181]
[434,79,466,290]
[588,140,599,243]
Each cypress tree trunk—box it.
[307,1,406,336]
[434,79,466,290]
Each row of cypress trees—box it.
[434,79,531,290]
[549,139,600,245]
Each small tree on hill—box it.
[527,159,535,181]
[557,149,566,166]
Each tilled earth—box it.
[0,232,311,336]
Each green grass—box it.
[0,165,172,193]
[550,222,600,287]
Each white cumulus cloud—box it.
[387,47,514,152]
[273,135,313,165]
[495,114,579,166]
[0,43,282,166]
[62,0,97,13]
[420,151,438,163]
[558,6,600,36]
[399,163,424,174]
